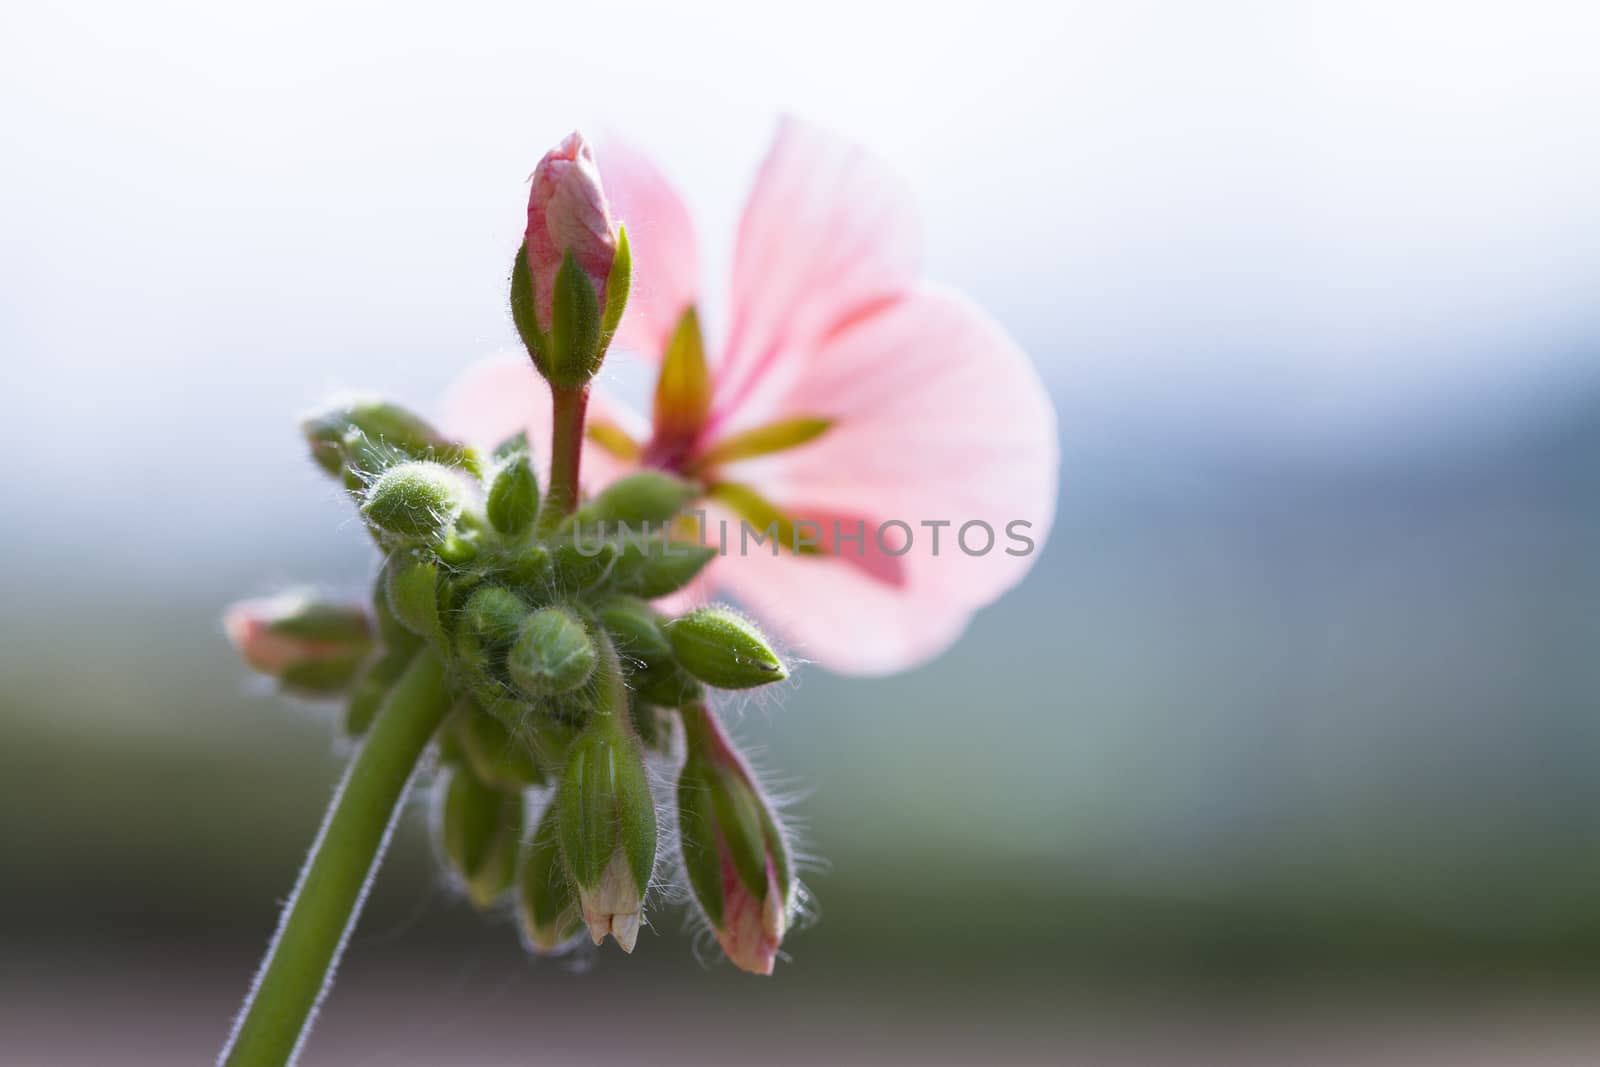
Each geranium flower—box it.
[446,119,1057,675]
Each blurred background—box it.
[4,1,1600,1063]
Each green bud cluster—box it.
[237,399,797,963]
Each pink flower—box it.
[449,119,1058,675]
[524,131,621,334]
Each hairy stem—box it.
[543,383,589,527]
[220,650,450,1067]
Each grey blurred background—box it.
[4,1,1600,1063]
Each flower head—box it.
[448,119,1058,674]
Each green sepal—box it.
[384,553,441,641]
[508,607,598,698]
[371,570,420,649]
[575,471,698,529]
[486,451,540,537]
[608,540,715,599]
[709,760,769,896]
[545,249,602,388]
[517,803,585,952]
[509,240,547,368]
[675,759,723,924]
[694,415,833,469]
[493,430,530,461]
[665,607,788,690]
[598,225,631,355]
[435,529,480,567]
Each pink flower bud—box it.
[676,704,795,975]
[524,131,620,336]
[223,592,373,696]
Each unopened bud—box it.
[677,704,794,975]
[461,585,529,646]
[302,397,480,479]
[362,461,465,542]
[438,766,524,909]
[517,803,585,954]
[665,607,787,690]
[486,451,540,537]
[224,592,373,697]
[514,132,631,386]
[508,607,598,698]
[555,649,656,952]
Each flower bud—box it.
[514,132,631,387]
[362,461,465,542]
[555,651,656,951]
[224,592,373,697]
[575,471,699,529]
[664,607,787,690]
[508,607,598,698]
[517,803,585,954]
[461,585,529,646]
[486,451,540,537]
[677,704,794,975]
[302,397,480,479]
[438,766,524,909]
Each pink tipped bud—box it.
[524,131,619,336]
[224,592,373,696]
[676,705,796,976]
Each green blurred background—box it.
[5,1,1600,1063]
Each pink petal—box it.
[702,286,1058,675]
[441,353,646,494]
[713,117,921,429]
[596,138,701,362]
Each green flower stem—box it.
[542,383,589,528]
[221,650,451,1067]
